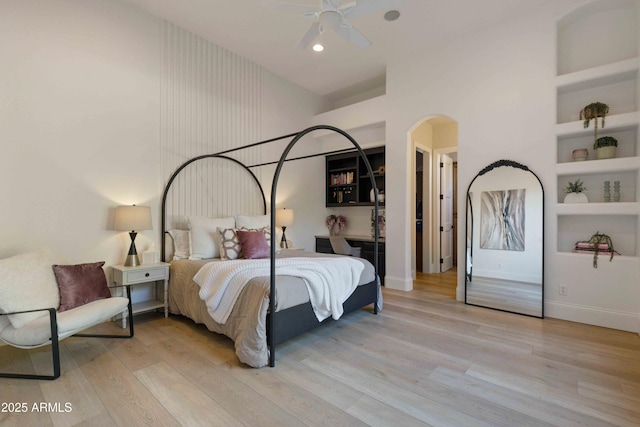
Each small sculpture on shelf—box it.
[563,179,588,203]
[603,181,611,202]
[594,136,618,160]
[573,231,620,268]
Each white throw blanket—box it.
[193,257,364,324]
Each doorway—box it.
[410,116,458,295]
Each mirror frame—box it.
[465,159,544,318]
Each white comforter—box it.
[193,257,364,324]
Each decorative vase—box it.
[331,222,341,236]
[604,181,611,202]
[595,146,616,160]
[564,192,588,203]
[613,181,620,202]
[572,148,589,161]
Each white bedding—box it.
[194,257,364,324]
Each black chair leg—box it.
[0,308,61,380]
[1,289,134,380]
[75,286,135,339]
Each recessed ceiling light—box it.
[384,10,400,21]
[313,43,324,52]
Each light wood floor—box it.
[2,270,639,426]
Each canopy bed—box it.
[160,125,382,367]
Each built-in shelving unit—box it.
[555,1,640,258]
[326,146,385,207]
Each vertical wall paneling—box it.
[160,23,264,228]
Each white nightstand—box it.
[112,263,170,328]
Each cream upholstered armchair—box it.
[0,249,133,380]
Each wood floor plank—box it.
[430,366,617,427]
[135,361,243,427]
[466,362,640,426]
[222,358,370,427]
[64,338,180,427]
[346,394,431,427]
[35,344,106,427]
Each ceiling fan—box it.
[264,0,402,50]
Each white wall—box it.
[0,0,327,267]
[0,0,160,267]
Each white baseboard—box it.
[384,275,413,291]
[545,301,640,334]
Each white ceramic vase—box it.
[564,192,588,203]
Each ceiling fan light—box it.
[384,10,400,21]
[312,43,324,52]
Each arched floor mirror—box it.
[465,160,544,318]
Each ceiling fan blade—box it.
[333,21,371,49]
[295,21,322,50]
[321,0,342,10]
[261,0,317,14]
[341,0,402,20]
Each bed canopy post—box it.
[268,124,379,367]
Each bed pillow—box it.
[187,216,235,260]
[236,214,270,230]
[52,262,112,312]
[237,230,271,259]
[240,226,281,253]
[168,229,190,260]
[218,228,242,260]
[0,248,62,329]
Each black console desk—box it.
[315,235,385,285]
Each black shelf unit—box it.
[326,146,385,207]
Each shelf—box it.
[556,57,639,91]
[132,299,164,315]
[556,202,640,215]
[326,146,384,207]
[556,156,640,175]
[556,112,639,137]
[329,183,356,188]
[555,251,639,262]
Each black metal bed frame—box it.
[160,125,380,367]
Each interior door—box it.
[440,154,454,272]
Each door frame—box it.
[411,142,432,278]
[432,147,458,274]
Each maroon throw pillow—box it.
[52,262,111,312]
[237,230,271,259]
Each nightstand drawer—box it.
[124,268,166,284]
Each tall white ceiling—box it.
[124,0,552,101]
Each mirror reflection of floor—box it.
[466,276,542,317]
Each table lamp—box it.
[114,205,152,266]
[275,208,294,249]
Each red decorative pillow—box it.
[52,262,111,312]
[236,230,271,259]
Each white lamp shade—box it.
[114,205,152,231]
[275,208,294,227]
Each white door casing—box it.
[440,153,454,272]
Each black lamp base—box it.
[280,226,289,249]
[124,231,141,267]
